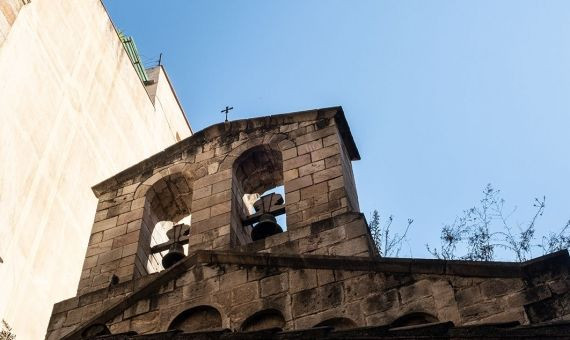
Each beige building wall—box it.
[0,0,29,47]
[0,0,192,339]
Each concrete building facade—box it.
[46,107,570,339]
[0,1,192,338]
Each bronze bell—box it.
[162,242,185,269]
[251,213,283,241]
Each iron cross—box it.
[221,106,233,122]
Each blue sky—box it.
[103,0,570,259]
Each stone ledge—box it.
[196,250,567,279]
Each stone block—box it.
[311,144,339,162]
[195,149,215,162]
[264,232,290,248]
[260,273,289,297]
[285,175,313,192]
[122,242,138,257]
[323,134,339,147]
[294,126,336,145]
[461,300,503,320]
[344,274,377,302]
[112,230,140,249]
[282,146,297,160]
[63,308,82,326]
[317,269,335,286]
[124,299,150,318]
[102,224,127,241]
[194,169,232,189]
[211,202,231,217]
[285,190,300,204]
[193,185,212,200]
[283,168,299,182]
[432,280,456,309]
[455,285,482,307]
[97,247,123,265]
[192,207,211,223]
[280,123,299,133]
[478,308,526,324]
[109,320,131,334]
[298,160,325,178]
[131,310,161,334]
[325,154,341,168]
[193,213,231,234]
[94,209,108,222]
[220,268,248,291]
[117,208,144,225]
[291,288,318,317]
[131,197,146,210]
[283,154,311,171]
[319,282,344,310]
[399,280,433,305]
[289,269,318,293]
[92,216,119,233]
[80,302,103,322]
[313,165,342,184]
[208,162,220,174]
[231,281,259,305]
[480,279,513,298]
[86,239,113,257]
[506,284,551,306]
[328,176,344,191]
[89,232,103,245]
[329,235,370,256]
[53,298,79,315]
[192,190,231,211]
[212,179,231,194]
[297,140,323,155]
[107,201,132,218]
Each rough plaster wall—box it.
[0,0,191,338]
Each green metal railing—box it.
[118,31,149,83]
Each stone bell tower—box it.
[46,107,570,340]
[71,106,371,296]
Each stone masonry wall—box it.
[45,251,570,339]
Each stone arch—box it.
[231,144,285,244]
[240,309,286,332]
[314,317,357,330]
[168,305,223,332]
[390,312,438,328]
[132,164,195,275]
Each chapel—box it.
[46,107,570,339]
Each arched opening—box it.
[390,312,438,328]
[241,309,285,332]
[168,305,222,332]
[142,172,193,274]
[314,317,357,330]
[81,324,110,338]
[232,145,285,244]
